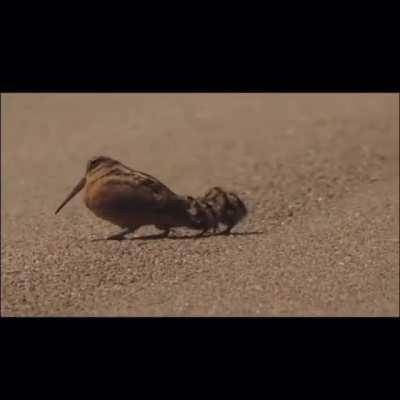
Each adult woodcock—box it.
[55,156,247,240]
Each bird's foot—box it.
[194,229,208,238]
[219,226,232,235]
[155,228,171,238]
[160,229,170,238]
[106,227,136,241]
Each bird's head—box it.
[55,156,118,215]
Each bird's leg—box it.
[106,227,137,241]
[212,225,219,235]
[159,228,170,238]
[194,228,208,237]
[155,226,171,238]
[219,225,233,235]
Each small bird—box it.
[201,187,248,235]
[55,156,247,240]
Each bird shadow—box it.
[90,230,265,242]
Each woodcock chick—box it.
[55,156,247,240]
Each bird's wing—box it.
[120,163,178,195]
[99,171,186,214]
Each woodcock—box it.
[55,156,247,240]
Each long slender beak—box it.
[55,177,86,215]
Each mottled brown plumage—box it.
[201,186,248,234]
[55,156,247,240]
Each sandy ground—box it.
[1,93,399,316]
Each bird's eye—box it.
[87,158,102,172]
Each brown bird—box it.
[55,156,247,240]
[201,187,248,234]
[55,156,215,239]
